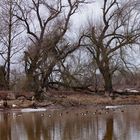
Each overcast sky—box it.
[71,1,102,30]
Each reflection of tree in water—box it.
[22,112,99,140]
[61,115,99,140]
[2,109,140,140]
[0,113,11,140]
[113,111,140,140]
[103,116,113,140]
[20,112,107,140]
[22,113,52,140]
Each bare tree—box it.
[13,0,90,97]
[0,0,23,89]
[82,0,140,94]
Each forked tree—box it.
[13,0,90,97]
[83,0,140,94]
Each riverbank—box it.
[1,91,140,110]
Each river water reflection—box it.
[0,106,140,140]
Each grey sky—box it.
[71,1,102,30]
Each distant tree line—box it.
[0,0,140,99]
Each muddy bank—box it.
[1,91,140,110]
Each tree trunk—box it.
[7,1,12,90]
[99,65,113,94]
[0,66,7,90]
[103,71,113,93]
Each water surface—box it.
[0,105,140,140]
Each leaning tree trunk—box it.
[34,62,56,100]
[25,68,39,92]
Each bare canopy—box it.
[82,0,140,93]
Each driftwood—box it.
[113,89,140,95]
[48,81,94,92]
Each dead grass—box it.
[1,91,140,109]
[49,92,140,107]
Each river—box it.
[0,105,140,140]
